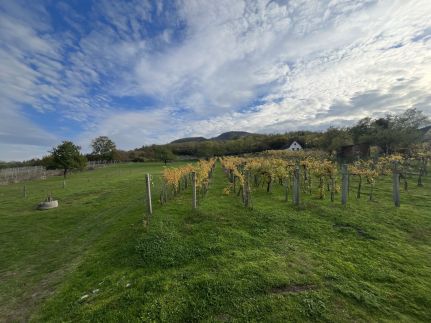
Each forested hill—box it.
[126,109,430,161]
[170,137,208,144]
[170,131,257,144]
[211,131,256,141]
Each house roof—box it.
[281,140,304,149]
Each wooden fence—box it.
[0,161,120,185]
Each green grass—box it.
[1,162,430,322]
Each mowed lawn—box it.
[1,162,430,322]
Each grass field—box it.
[1,161,430,322]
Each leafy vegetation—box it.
[350,108,429,153]
[89,136,117,161]
[51,141,87,178]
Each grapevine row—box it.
[221,147,429,207]
[160,159,216,204]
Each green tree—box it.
[51,141,87,178]
[392,108,429,149]
[321,127,353,153]
[372,117,398,154]
[91,136,117,161]
[40,155,57,170]
[351,117,373,144]
[154,146,176,164]
[196,141,216,158]
[355,109,430,153]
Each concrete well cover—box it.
[37,200,59,210]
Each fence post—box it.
[330,177,335,202]
[392,161,400,207]
[145,173,153,218]
[192,171,197,209]
[284,177,289,202]
[23,184,27,198]
[418,158,424,187]
[341,164,348,205]
[244,171,251,208]
[293,162,300,205]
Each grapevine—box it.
[160,159,215,204]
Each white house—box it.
[286,141,303,151]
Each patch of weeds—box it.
[136,231,222,268]
[333,283,382,309]
[270,283,317,294]
[333,222,376,240]
[301,294,327,319]
[323,271,340,282]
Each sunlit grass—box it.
[0,162,430,322]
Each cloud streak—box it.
[0,0,430,160]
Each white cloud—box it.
[0,103,57,161]
[85,0,430,145]
[1,0,431,160]
[0,144,52,162]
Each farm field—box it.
[1,161,431,322]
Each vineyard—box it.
[1,155,431,322]
[142,145,430,213]
[217,148,430,209]
[0,166,58,185]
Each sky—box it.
[1,0,431,161]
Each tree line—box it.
[131,108,429,159]
[1,108,429,172]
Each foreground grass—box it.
[0,162,175,321]
[1,162,430,322]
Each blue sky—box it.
[1,0,430,161]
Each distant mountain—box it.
[211,131,255,141]
[170,137,208,144]
[170,131,258,144]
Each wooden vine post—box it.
[284,177,289,202]
[341,164,348,205]
[293,161,300,205]
[330,176,335,202]
[145,173,153,218]
[243,171,251,208]
[418,158,424,187]
[192,171,197,209]
[392,161,400,207]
